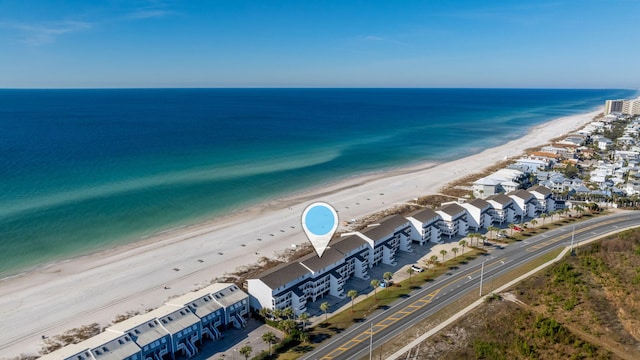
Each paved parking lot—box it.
[192,318,284,360]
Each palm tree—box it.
[468,232,478,246]
[458,240,467,255]
[508,223,516,236]
[278,319,297,335]
[440,249,448,262]
[272,308,283,321]
[320,302,330,321]
[262,332,276,356]
[239,345,252,360]
[430,255,439,268]
[383,271,393,286]
[298,312,309,332]
[258,307,271,320]
[282,307,294,320]
[487,227,499,240]
[530,219,538,228]
[540,213,548,225]
[452,246,459,258]
[347,290,358,312]
[370,279,380,300]
[407,267,414,283]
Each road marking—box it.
[320,288,441,359]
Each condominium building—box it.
[39,283,248,360]
[508,189,538,220]
[485,194,516,225]
[406,208,442,245]
[435,203,468,238]
[248,215,413,316]
[459,198,493,231]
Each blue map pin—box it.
[301,202,339,258]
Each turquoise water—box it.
[0,88,636,277]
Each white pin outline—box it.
[301,201,338,258]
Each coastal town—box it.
[27,99,640,360]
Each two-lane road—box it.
[302,211,640,360]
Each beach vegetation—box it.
[40,323,101,354]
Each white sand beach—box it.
[0,108,600,357]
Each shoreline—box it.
[0,107,601,357]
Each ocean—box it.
[0,88,636,278]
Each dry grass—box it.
[390,228,640,360]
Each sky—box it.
[0,0,638,88]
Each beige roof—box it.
[210,283,248,309]
[82,332,141,360]
[148,305,200,335]
[107,313,168,348]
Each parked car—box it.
[410,264,424,273]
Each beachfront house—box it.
[85,331,142,360]
[209,283,249,329]
[435,203,468,238]
[39,283,251,360]
[527,185,556,213]
[459,198,493,231]
[515,158,549,174]
[485,194,516,225]
[406,208,442,245]
[144,305,202,358]
[166,286,225,341]
[472,177,502,198]
[472,168,526,198]
[107,313,172,360]
[508,190,537,220]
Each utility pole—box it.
[369,321,373,360]
[479,261,485,297]
[570,225,575,256]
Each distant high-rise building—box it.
[622,99,640,115]
[604,99,624,114]
[604,99,640,115]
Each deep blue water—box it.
[0,88,636,277]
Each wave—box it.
[0,149,342,220]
